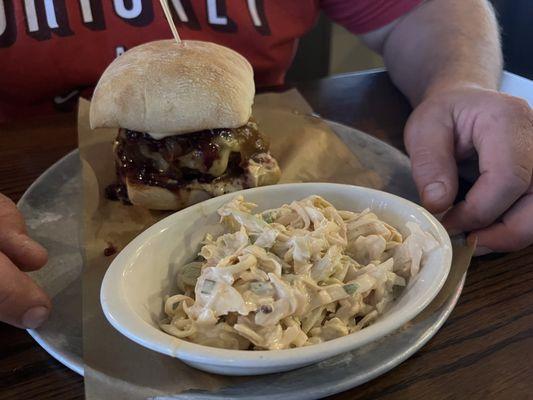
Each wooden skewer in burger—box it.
[158,0,182,45]
[89,38,281,210]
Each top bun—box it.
[90,40,254,135]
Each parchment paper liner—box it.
[79,90,473,399]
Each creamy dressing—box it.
[160,195,439,350]
[146,131,177,140]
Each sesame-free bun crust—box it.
[125,153,281,210]
[90,40,254,134]
[126,180,213,211]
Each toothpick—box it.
[159,0,181,44]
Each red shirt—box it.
[0,0,421,122]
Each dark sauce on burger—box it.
[105,121,269,202]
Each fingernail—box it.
[474,246,493,256]
[423,182,446,204]
[22,306,50,329]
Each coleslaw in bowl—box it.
[100,183,452,375]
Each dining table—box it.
[1,70,532,400]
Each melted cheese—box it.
[178,150,205,172]
[208,135,243,176]
[142,130,253,177]
[139,145,170,172]
[208,148,232,177]
[178,135,243,177]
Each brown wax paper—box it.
[80,90,473,399]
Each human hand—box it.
[0,193,50,328]
[404,85,533,254]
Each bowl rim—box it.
[100,183,452,367]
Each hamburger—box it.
[90,40,281,210]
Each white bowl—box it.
[100,183,452,376]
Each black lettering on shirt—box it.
[0,0,16,48]
[169,0,200,31]
[206,0,236,33]
[78,0,106,31]
[112,0,153,27]
[49,0,74,36]
[246,0,270,35]
[23,0,73,41]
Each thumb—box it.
[405,105,459,214]
[0,193,48,271]
[0,251,51,329]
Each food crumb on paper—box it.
[103,243,117,257]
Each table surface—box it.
[1,71,532,400]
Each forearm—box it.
[382,0,502,105]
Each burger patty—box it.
[108,121,270,201]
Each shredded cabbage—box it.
[160,195,439,350]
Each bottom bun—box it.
[126,177,245,211]
[125,153,281,210]
[126,181,212,211]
